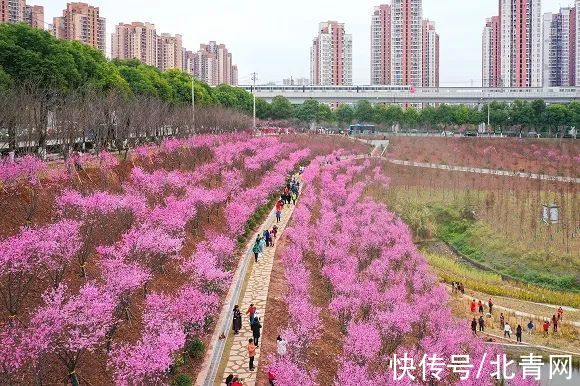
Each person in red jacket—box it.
[268,370,276,386]
[275,199,284,223]
[543,321,550,336]
[246,304,256,323]
[470,300,477,313]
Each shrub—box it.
[186,338,205,359]
[171,374,192,386]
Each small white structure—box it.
[542,204,559,224]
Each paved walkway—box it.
[217,201,294,385]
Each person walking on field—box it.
[488,298,494,314]
[252,238,261,263]
[247,338,256,371]
[246,304,256,324]
[478,300,484,314]
[527,320,534,335]
[478,315,485,332]
[543,321,550,336]
[471,317,478,335]
[552,315,558,333]
[516,324,523,343]
[504,322,512,339]
[499,313,505,329]
[470,300,477,313]
[557,306,564,321]
[232,305,242,335]
[251,317,262,346]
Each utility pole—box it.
[191,76,196,132]
[251,72,258,129]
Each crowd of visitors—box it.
[226,174,302,385]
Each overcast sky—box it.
[38,0,570,86]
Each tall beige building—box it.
[23,4,43,28]
[157,33,183,71]
[112,22,157,66]
[52,2,105,54]
[186,41,237,86]
[1,0,44,28]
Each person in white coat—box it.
[503,322,512,339]
[276,335,287,356]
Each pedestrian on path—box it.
[258,236,266,256]
[543,321,550,336]
[488,298,494,314]
[499,313,505,329]
[471,317,477,335]
[225,374,234,386]
[276,335,287,356]
[470,300,477,313]
[291,191,297,205]
[557,306,564,321]
[478,300,484,314]
[516,324,523,343]
[246,304,256,324]
[527,320,534,335]
[231,377,243,386]
[247,338,256,371]
[252,310,261,325]
[270,228,276,247]
[275,199,284,223]
[252,239,261,263]
[478,316,485,332]
[503,322,512,339]
[233,305,242,335]
[251,317,262,346]
[552,315,558,333]
[263,229,272,247]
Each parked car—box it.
[463,131,477,137]
[527,131,541,138]
[441,131,454,137]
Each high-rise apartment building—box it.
[576,0,580,85]
[1,0,23,23]
[422,19,439,87]
[310,21,353,86]
[391,0,423,86]
[1,1,43,29]
[52,2,105,54]
[500,0,542,87]
[23,4,43,28]
[232,65,238,86]
[112,22,157,66]
[543,8,576,87]
[370,4,391,85]
[482,16,501,87]
[184,42,237,86]
[157,33,182,71]
[483,0,543,87]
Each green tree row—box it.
[1,24,579,136]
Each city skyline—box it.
[11,0,577,85]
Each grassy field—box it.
[424,251,580,308]
[367,163,579,292]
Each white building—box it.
[310,21,352,86]
[500,0,542,87]
[390,0,423,86]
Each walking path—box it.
[194,186,297,386]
